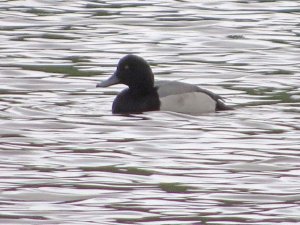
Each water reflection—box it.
[1,0,300,224]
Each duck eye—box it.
[124,65,129,70]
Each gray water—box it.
[1,0,300,224]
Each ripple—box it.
[1,0,300,224]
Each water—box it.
[1,0,300,224]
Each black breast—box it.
[112,88,160,114]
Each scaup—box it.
[96,55,232,114]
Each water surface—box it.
[1,0,300,224]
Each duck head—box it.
[96,55,155,92]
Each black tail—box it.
[216,99,234,111]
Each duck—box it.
[96,54,232,114]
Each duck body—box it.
[97,55,231,115]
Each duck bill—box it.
[96,72,120,87]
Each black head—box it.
[97,55,155,93]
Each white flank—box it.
[159,92,216,114]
